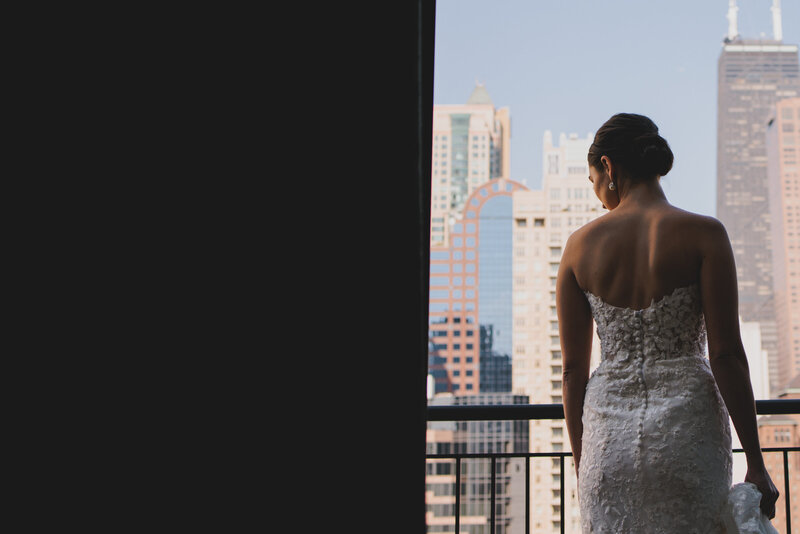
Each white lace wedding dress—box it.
[579,282,733,533]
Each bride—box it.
[556,113,780,532]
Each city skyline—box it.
[434,0,800,218]
[427,5,800,531]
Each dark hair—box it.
[587,113,673,180]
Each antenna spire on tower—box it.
[727,0,739,41]
[771,0,783,41]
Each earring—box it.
[608,182,616,191]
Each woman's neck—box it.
[615,178,669,210]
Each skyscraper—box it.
[768,97,800,392]
[431,83,511,247]
[429,178,529,396]
[716,1,800,392]
[512,131,604,534]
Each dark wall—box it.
[322,2,435,532]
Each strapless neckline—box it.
[582,282,700,313]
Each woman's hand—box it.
[745,466,779,519]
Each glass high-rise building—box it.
[428,178,528,396]
[716,1,800,392]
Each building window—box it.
[548,154,559,174]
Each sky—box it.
[434,0,800,217]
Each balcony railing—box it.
[426,399,800,534]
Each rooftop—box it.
[466,82,493,106]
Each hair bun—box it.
[587,113,674,182]
[633,133,673,177]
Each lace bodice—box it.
[583,282,707,363]
[577,281,734,533]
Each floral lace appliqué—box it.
[577,283,733,533]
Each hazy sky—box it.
[434,0,800,217]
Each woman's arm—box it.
[556,235,594,478]
[699,217,779,518]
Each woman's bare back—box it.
[570,204,717,311]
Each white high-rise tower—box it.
[512,131,604,534]
[430,83,511,247]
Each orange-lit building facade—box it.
[769,97,800,393]
[757,374,800,533]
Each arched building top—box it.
[461,178,529,220]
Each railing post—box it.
[560,455,565,534]
[525,456,530,534]
[491,456,496,534]
[783,450,791,534]
[455,457,461,534]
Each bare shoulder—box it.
[563,207,728,263]
[561,213,609,265]
[668,208,728,243]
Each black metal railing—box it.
[426,399,800,534]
